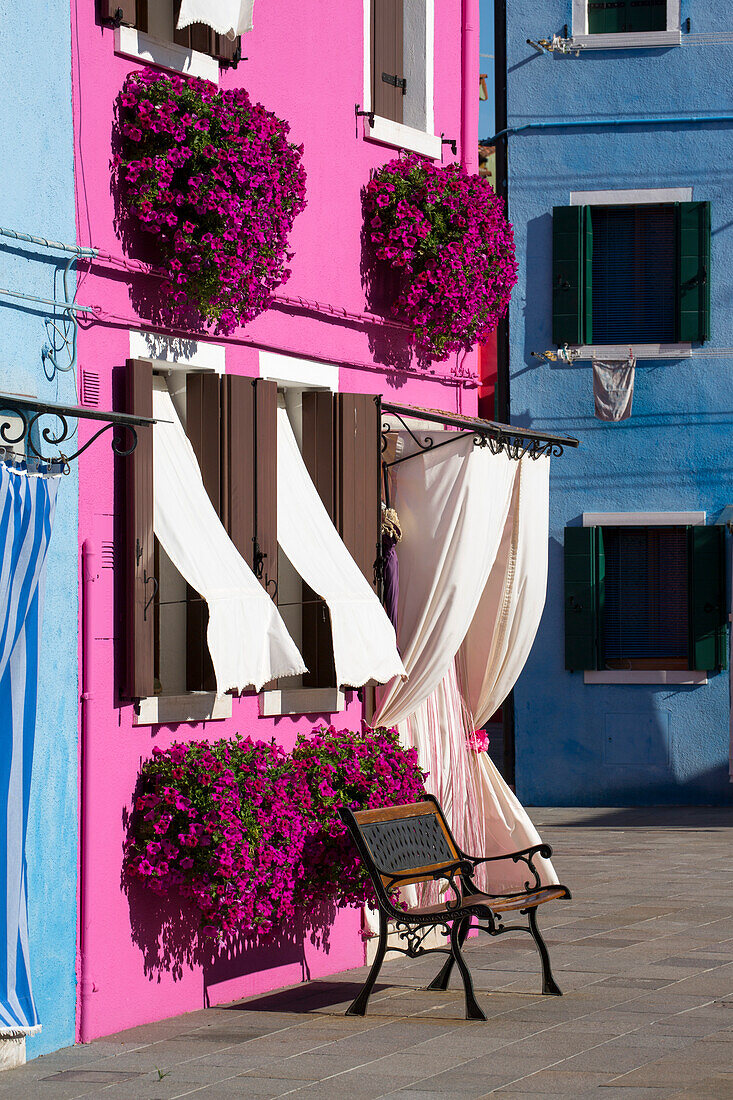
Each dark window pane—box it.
[603,526,688,663]
[591,204,676,342]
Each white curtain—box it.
[376,434,516,728]
[374,433,556,891]
[176,0,254,38]
[152,380,306,694]
[276,405,405,689]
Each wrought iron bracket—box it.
[0,391,159,467]
[355,103,375,128]
[441,134,458,156]
[380,401,579,465]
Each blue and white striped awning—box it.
[0,460,60,1036]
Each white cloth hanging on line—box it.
[176,0,254,38]
[152,380,306,694]
[276,404,406,690]
[373,432,556,892]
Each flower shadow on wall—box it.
[122,726,427,983]
[111,69,307,335]
[362,154,518,364]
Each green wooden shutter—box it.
[677,201,711,344]
[564,526,603,671]
[626,0,666,32]
[588,1,626,34]
[552,206,591,346]
[688,525,727,672]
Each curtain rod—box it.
[380,401,579,463]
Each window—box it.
[588,0,665,35]
[564,522,727,675]
[571,0,681,47]
[122,359,381,708]
[362,0,441,158]
[552,201,711,347]
[103,0,239,81]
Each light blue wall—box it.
[0,2,78,1056]
[506,2,733,804]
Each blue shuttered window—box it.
[591,205,676,343]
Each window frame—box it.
[107,1,241,83]
[571,0,681,48]
[361,0,441,159]
[580,511,714,685]
[553,188,709,357]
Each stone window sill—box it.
[572,30,681,50]
[134,692,232,725]
[363,115,442,159]
[114,26,219,83]
[258,688,346,716]
[584,670,708,685]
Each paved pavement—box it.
[2,806,732,1099]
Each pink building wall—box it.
[71,0,480,1043]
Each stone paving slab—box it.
[1,806,732,1098]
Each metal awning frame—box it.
[0,392,158,468]
[380,400,579,468]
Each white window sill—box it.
[114,26,219,83]
[134,692,232,725]
[571,343,691,360]
[364,115,442,159]
[259,688,346,717]
[572,30,681,50]
[584,670,708,685]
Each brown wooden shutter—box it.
[184,375,221,691]
[101,0,139,26]
[222,376,278,595]
[371,0,404,124]
[173,0,238,59]
[123,359,154,699]
[212,33,241,64]
[336,393,381,593]
[301,392,337,687]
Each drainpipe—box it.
[461,0,480,173]
[78,540,98,1043]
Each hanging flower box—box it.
[115,69,307,333]
[363,154,518,361]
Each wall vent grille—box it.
[80,370,100,407]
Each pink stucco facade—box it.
[71,0,480,1043]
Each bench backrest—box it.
[345,798,463,892]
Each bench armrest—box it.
[463,844,553,891]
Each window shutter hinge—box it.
[382,72,407,94]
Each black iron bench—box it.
[338,796,571,1020]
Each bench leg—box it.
[346,911,388,1017]
[450,919,486,1021]
[527,907,562,996]
[427,915,469,991]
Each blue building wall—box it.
[0,3,78,1056]
[506,2,733,804]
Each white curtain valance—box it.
[152,380,306,694]
[276,404,406,690]
[176,0,254,38]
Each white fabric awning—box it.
[276,404,406,689]
[152,380,306,694]
[176,0,254,38]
